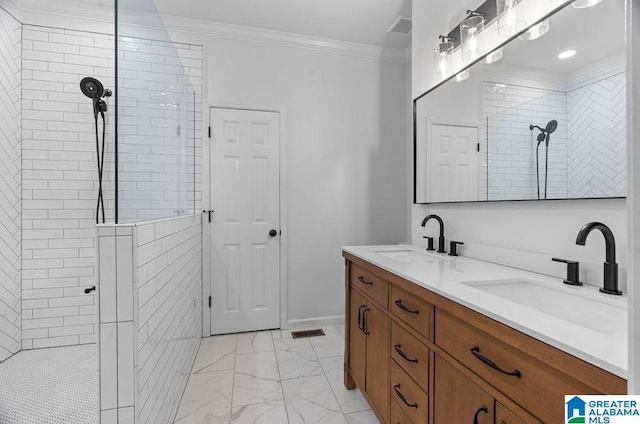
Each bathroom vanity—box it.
[342,245,627,424]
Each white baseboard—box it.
[285,315,345,330]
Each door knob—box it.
[269,229,278,237]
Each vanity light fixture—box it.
[461,11,486,61]
[496,0,526,37]
[558,49,577,59]
[519,18,550,41]
[454,69,470,82]
[434,36,454,80]
[481,47,504,64]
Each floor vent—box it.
[291,329,325,339]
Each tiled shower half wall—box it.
[0,7,22,361]
[116,0,200,223]
[484,73,626,201]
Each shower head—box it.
[80,77,104,99]
[546,120,558,135]
[536,132,546,143]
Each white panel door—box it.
[209,108,280,335]
[429,124,479,202]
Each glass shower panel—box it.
[116,0,195,223]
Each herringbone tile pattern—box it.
[567,73,626,198]
[0,8,22,362]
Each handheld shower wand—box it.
[80,77,112,224]
[530,120,558,200]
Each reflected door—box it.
[209,108,280,334]
[428,124,479,202]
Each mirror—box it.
[414,0,626,203]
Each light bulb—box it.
[505,1,517,35]
[438,53,448,79]
[573,0,604,8]
[481,48,503,64]
[519,19,550,41]
[467,28,479,55]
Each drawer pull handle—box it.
[358,276,373,285]
[394,344,418,363]
[393,384,418,408]
[395,300,419,314]
[357,305,366,331]
[473,405,488,424]
[470,346,522,378]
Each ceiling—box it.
[150,0,412,49]
[498,0,625,75]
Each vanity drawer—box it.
[350,263,388,308]
[391,360,428,424]
[435,308,599,423]
[391,398,415,424]
[391,321,429,392]
[390,285,433,340]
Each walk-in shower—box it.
[530,119,558,200]
[80,76,112,224]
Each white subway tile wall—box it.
[20,25,202,350]
[0,7,22,362]
[483,82,568,200]
[97,215,202,423]
[567,73,627,198]
[21,25,115,350]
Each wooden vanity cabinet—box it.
[345,261,389,422]
[434,355,495,424]
[343,254,627,424]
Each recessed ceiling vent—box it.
[387,16,412,35]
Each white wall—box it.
[0,5,22,361]
[162,28,409,326]
[412,0,628,292]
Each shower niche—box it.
[414,0,626,203]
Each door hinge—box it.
[208,127,211,138]
[208,296,212,308]
[477,143,480,152]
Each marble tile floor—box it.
[0,344,98,424]
[174,324,380,424]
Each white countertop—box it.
[342,244,628,379]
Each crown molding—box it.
[4,0,410,63]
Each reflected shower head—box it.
[80,77,104,99]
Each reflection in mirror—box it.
[414,0,626,203]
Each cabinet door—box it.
[349,288,367,386]
[365,301,390,422]
[496,403,526,424]
[434,355,494,424]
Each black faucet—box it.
[575,222,622,295]
[421,214,446,254]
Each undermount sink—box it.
[462,279,627,334]
[375,249,441,263]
